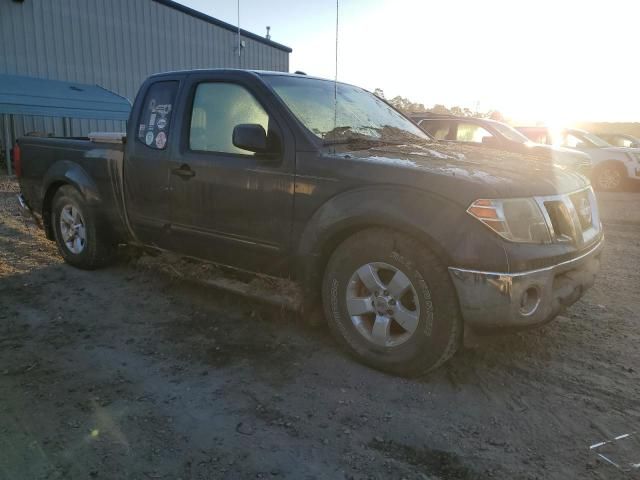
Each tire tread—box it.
[52,185,115,270]
[322,227,462,377]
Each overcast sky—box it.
[179,0,640,124]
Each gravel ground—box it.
[1,176,639,480]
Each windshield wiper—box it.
[322,137,402,147]
[322,125,430,148]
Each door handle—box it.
[171,164,196,179]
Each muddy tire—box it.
[322,228,462,377]
[593,163,627,191]
[52,185,114,269]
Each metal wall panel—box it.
[0,0,289,147]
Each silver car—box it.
[597,133,640,149]
[518,127,640,191]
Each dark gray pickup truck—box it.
[16,69,604,376]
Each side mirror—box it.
[232,124,270,153]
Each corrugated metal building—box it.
[0,0,291,146]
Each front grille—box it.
[569,190,593,230]
[544,201,576,241]
[537,187,601,247]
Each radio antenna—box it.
[333,0,339,136]
[237,0,241,64]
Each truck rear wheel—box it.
[52,185,114,269]
[322,228,462,376]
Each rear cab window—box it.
[137,81,178,150]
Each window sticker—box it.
[153,104,172,116]
[155,131,167,149]
[137,81,177,150]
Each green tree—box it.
[430,104,451,115]
[373,88,386,99]
[387,96,427,114]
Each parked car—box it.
[517,127,640,191]
[597,133,640,149]
[15,70,603,376]
[412,114,592,175]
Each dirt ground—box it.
[1,176,639,480]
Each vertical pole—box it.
[333,0,339,138]
[237,0,241,66]
[3,113,11,175]
[10,114,16,145]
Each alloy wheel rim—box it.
[59,204,86,254]
[599,168,621,190]
[346,262,420,347]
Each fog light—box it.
[520,286,541,316]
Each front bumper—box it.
[449,238,604,330]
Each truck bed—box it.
[17,134,130,242]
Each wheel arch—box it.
[295,186,462,307]
[41,161,102,240]
[594,158,627,172]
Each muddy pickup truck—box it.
[16,69,603,376]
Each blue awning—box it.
[0,74,131,121]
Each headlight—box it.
[467,198,552,243]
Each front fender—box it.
[297,186,452,258]
[295,185,509,298]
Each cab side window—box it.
[420,120,453,140]
[529,131,549,144]
[189,82,270,155]
[563,133,584,148]
[137,81,178,150]
[456,123,493,143]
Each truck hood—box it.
[339,142,589,201]
[526,142,592,166]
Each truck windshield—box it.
[263,75,431,145]
[576,131,612,148]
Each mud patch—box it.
[369,439,489,479]
[204,342,299,368]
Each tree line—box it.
[373,88,505,122]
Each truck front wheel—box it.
[322,228,462,376]
[52,185,114,269]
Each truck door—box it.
[124,79,180,246]
[164,73,295,274]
